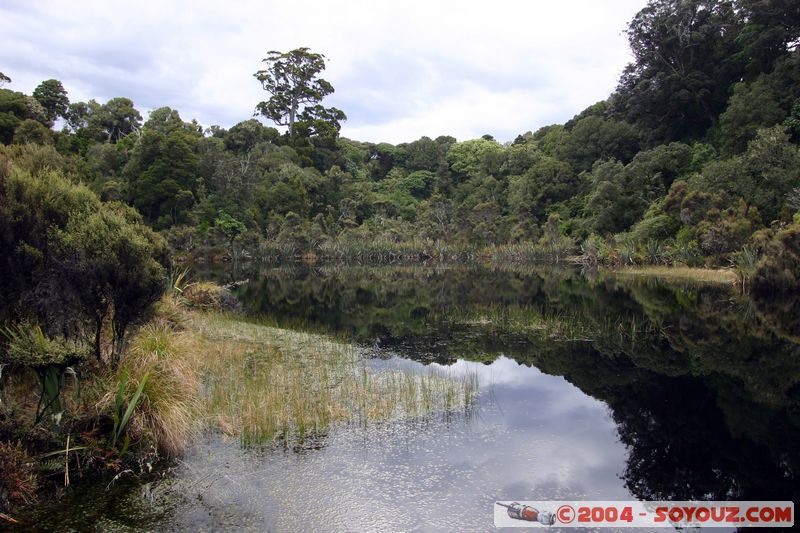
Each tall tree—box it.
[736,0,800,76]
[32,79,69,124]
[610,0,744,144]
[254,47,346,136]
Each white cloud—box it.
[0,0,646,143]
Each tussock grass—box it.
[100,323,201,457]
[614,266,737,285]
[182,312,479,446]
[182,282,227,311]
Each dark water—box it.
[19,265,800,531]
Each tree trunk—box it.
[111,322,127,368]
[289,96,297,135]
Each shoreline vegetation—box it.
[0,282,478,524]
[612,265,739,286]
[173,236,775,293]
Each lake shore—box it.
[611,265,739,285]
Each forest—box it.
[1,0,800,524]
[2,1,800,291]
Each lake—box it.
[21,264,800,531]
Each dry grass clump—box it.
[99,322,200,457]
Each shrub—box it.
[0,153,168,365]
[752,224,800,294]
[183,282,230,311]
[2,323,90,368]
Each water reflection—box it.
[222,264,800,507]
[19,264,800,531]
[164,356,631,532]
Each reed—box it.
[435,303,663,345]
[182,312,479,446]
[481,242,549,263]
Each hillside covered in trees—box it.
[2,0,800,290]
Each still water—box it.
[22,265,800,531]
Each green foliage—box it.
[701,126,800,224]
[644,239,669,265]
[1,323,90,368]
[0,323,87,423]
[95,97,142,142]
[0,149,167,365]
[215,211,246,245]
[12,119,52,145]
[0,89,51,144]
[508,156,576,225]
[718,78,787,155]
[611,0,744,144]
[111,370,149,456]
[225,119,278,152]
[126,117,200,227]
[537,213,574,262]
[446,138,504,182]
[731,245,761,288]
[752,223,800,293]
[630,214,680,243]
[3,17,799,269]
[31,79,69,124]
[558,114,639,172]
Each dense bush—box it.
[752,224,800,294]
[0,146,168,365]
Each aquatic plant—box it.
[615,266,737,286]
[166,267,196,304]
[110,370,149,457]
[645,239,669,265]
[618,238,637,265]
[186,312,479,446]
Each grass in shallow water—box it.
[434,303,665,347]
[182,312,479,446]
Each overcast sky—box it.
[1,0,647,144]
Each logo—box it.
[495,502,555,525]
[494,501,794,528]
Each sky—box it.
[0,0,647,144]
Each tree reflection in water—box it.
[209,263,800,504]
